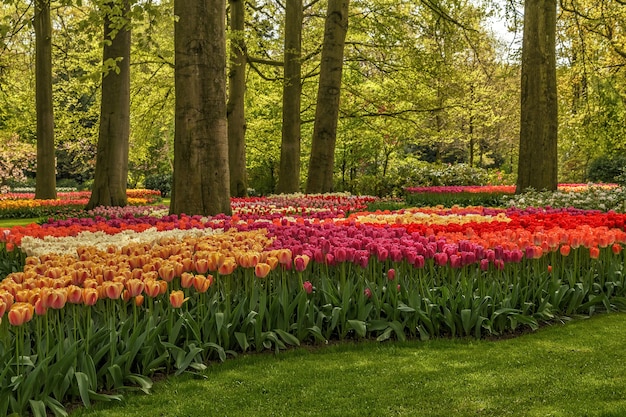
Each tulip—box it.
[218,259,237,275]
[303,281,313,294]
[125,278,145,297]
[8,303,34,326]
[611,243,622,255]
[169,290,188,308]
[66,285,83,304]
[387,268,396,281]
[589,246,600,259]
[193,274,213,293]
[255,263,271,278]
[103,282,124,300]
[559,245,571,257]
[135,294,145,307]
[364,288,372,299]
[194,259,210,275]
[34,299,47,316]
[83,288,99,306]
[181,272,195,289]
[157,265,175,282]
[294,255,310,272]
[144,280,161,298]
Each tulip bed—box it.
[1,194,626,416]
[0,189,162,219]
[404,183,620,208]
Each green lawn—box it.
[71,313,626,417]
[0,218,39,227]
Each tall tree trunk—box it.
[227,0,247,197]
[276,0,303,194]
[86,0,131,209]
[34,0,56,200]
[516,0,558,193]
[305,0,349,194]
[171,0,232,215]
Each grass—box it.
[0,218,40,227]
[70,313,626,417]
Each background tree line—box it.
[0,0,625,213]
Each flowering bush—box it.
[1,194,626,415]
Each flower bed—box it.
[0,189,162,219]
[404,183,622,210]
[1,195,626,416]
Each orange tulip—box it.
[254,263,271,278]
[276,249,292,266]
[218,258,237,275]
[144,279,161,298]
[169,290,188,308]
[559,245,571,257]
[193,274,213,293]
[612,243,622,255]
[207,252,225,271]
[194,259,210,275]
[66,285,83,304]
[125,278,145,297]
[134,294,145,307]
[103,281,124,300]
[35,299,47,316]
[0,299,6,317]
[589,246,600,259]
[83,288,99,306]
[8,303,34,326]
[181,272,195,289]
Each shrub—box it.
[588,154,626,183]
[145,173,172,197]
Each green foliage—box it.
[587,154,626,183]
[144,173,172,198]
[68,313,626,417]
[405,191,509,208]
[0,243,25,279]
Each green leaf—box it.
[274,329,300,346]
[376,327,393,342]
[75,372,92,408]
[43,396,68,417]
[28,400,47,417]
[235,332,250,352]
[125,374,153,394]
[347,320,367,338]
[215,312,225,334]
[174,345,203,376]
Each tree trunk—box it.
[171,0,232,216]
[34,0,56,200]
[516,0,558,193]
[305,0,349,194]
[86,0,131,209]
[227,0,248,197]
[276,0,303,194]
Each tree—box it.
[34,0,56,199]
[306,0,349,193]
[516,0,558,192]
[276,0,303,193]
[227,0,248,197]
[170,0,231,215]
[86,0,131,209]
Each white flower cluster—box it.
[20,226,224,258]
[504,185,626,212]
